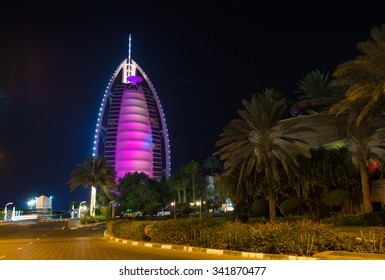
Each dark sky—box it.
[1,1,385,210]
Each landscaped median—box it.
[105,218,385,257]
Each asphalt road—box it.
[0,220,254,260]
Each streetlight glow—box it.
[171,201,176,219]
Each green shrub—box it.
[149,219,190,245]
[107,219,152,241]
[80,215,106,224]
[106,217,385,256]
[94,215,106,222]
[362,212,385,226]
[149,218,222,246]
[252,199,268,217]
[323,212,385,227]
[81,215,95,224]
[99,206,111,217]
[323,189,350,207]
[248,217,268,224]
[213,221,254,251]
[280,199,302,216]
[353,229,385,254]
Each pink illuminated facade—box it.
[93,52,171,181]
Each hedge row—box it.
[106,218,385,256]
[322,211,385,226]
[80,215,107,224]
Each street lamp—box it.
[109,201,116,219]
[196,199,205,220]
[27,199,36,210]
[4,202,13,221]
[171,201,176,219]
[79,201,86,219]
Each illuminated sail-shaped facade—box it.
[92,48,171,181]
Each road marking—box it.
[36,238,40,240]
[28,242,33,244]
[0,255,6,259]
[16,247,22,250]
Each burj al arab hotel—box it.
[92,36,171,183]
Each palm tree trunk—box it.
[360,164,373,213]
[268,195,276,221]
[177,190,181,203]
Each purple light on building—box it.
[92,41,171,181]
[115,86,153,179]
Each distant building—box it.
[288,98,385,208]
[287,98,385,149]
[92,36,171,181]
[36,195,52,210]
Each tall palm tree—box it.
[346,125,385,213]
[203,156,221,175]
[167,172,184,203]
[214,88,312,220]
[329,24,385,125]
[183,160,200,204]
[68,156,116,216]
[295,69,343,99]
[290,69,344,116]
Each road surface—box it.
[0,220,254,260]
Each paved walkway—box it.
[313,250,385,260]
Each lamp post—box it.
[4,202,13,221]
[79,201,86,219]
[27,199,35,210]
[196,200,201,220]
[49,196,53,217]
[171,201,176,219]
[109,201,116,219]
[196,199,205,220]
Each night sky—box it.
[1,1,385,211]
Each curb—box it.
[103,230,317,260]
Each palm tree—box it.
[68,156,116,216]
[346,125,385,213]
[290,69,344,116]
[203,156,221,175]
[167,171,184,203]
[214,88,312,220]
[295,69,343,99]
[183,160,200,204]
[329,24,385,125]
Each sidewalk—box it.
[313,251,385,260]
